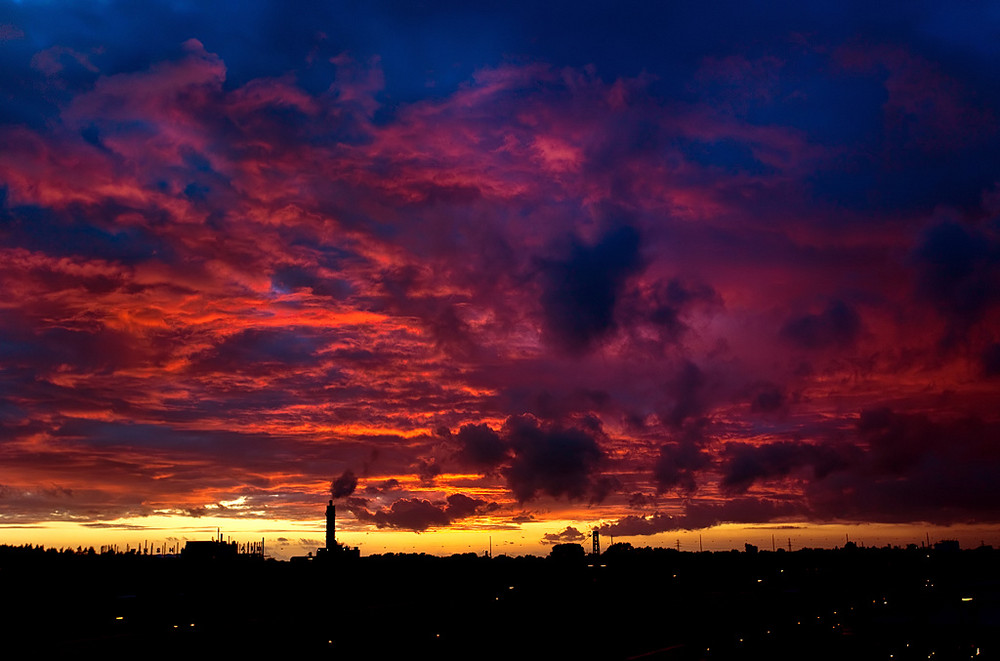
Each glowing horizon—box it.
[5,517,999,562]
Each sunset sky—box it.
[2,1,1000,557]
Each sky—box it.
[2,1,1000,557]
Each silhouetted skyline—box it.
[3,541,997,658]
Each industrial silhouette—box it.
[314,499,360,561]
[2,503,996,659]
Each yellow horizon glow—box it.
[3,516,1000,560]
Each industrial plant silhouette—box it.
[3,502,997,659]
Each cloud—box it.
[438,415,613,504]
[0,24,25,42]
[452,423,508,470]
[601,498,805,536]
[364,478,401,495]
[719,409,1000,525]
[541,525,586,545]
[443,493,498,519]
[619,278,721,351]
[2,5,1000,538]
[781,300,862,350]
[653,437,711,494]
[503,415,606,502]
[0,482,152,523]
[195,328,324,374]
[663,360,708,428]
[720,440,857,494]
[349,499,449,531]
[682,498,806,529]
[347,493,498,531]
[538,224,643,354]
[857,407,936,475]
[982,343,1000,377]
[600,511,686,536]
[913,219,1000,345]
[30,46,98,77]
[749,383,784,413]
[628,492,655,509]
[330,469,358,499]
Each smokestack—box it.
[326,499,336,550]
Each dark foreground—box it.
[2,543,997,659]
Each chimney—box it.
[326,499,336,550]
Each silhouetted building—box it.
[315,499,360,561]
[326,499,336,550]
[182,540,238,561]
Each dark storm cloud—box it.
[438,415,612,503]
[443,493,498,519]
[2,200,174,265]
[617,278,721,353]
[719,410,1000,524]
[601,498,804,536]
[415,457,442,483]
[495,387,615,424]
[330,469,358,499]
[750,383,785,413]
[601,511,685,536]
[982,343,1000,377]
[720,440,858,494]
[364,478,401,495]
[195,328,324,373]
[351,498,450,531]
[913,219,1000,345]
[606,405,1000,534]
[857,407,936,475]
[589,475,622,505]
[271,265,353,299]
[645,279,720,332]
[628,492,655,509]
[0,320,139,373]
[805,414,1000,524]
[538,224,642,354]
[540,525,586,545]
[452,423,508,469]
[653,438,711,494]
[649,361,720,493]
[373,265,480,356]
[681,498,806,530]
[781,300,862,350]
[663,361,708,428]
[348,493,498,531]
[0,482,152,523]
[503,415,605,502]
